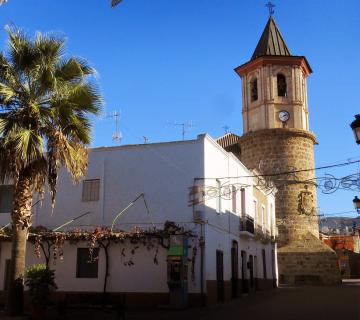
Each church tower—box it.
[234,16,340,284]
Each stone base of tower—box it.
[277,233,341,285]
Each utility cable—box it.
[195,159,360,180]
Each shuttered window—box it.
[0,185,14,213]
[82,179,100,202]
[76,248,99,278]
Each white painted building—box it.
[0,134,277,307]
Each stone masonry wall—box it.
[239,128,319,247]
[238,128,341,284]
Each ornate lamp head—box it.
[353,196,360,214]
[350,114,360,145]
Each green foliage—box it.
[0,25,103,207]
[25,264,57,306]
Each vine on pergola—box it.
[0,221,198,295]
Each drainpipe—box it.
[200,223,205,306]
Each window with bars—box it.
[0,185,14,213]
[76,248,99,278]
[82,179,100,202]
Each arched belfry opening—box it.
[250,78,258,101]
[277,74,287,97]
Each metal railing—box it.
[240,215,255,234]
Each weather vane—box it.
[265,1,275,16]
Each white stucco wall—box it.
[0,134,277,295]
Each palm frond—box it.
[0,27,102,206]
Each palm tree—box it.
[0,27,102,316]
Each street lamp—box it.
[353,196,360,214]
[350,114,360,144]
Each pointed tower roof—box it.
[251,16,291,60]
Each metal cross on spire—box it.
[265,1,275,16]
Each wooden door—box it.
[231,242,239,298]
[216,250,224,303]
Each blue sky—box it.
[1,0,360,218]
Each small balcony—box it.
[239,215,255,237]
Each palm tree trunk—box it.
[5,173,33,316]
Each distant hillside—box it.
[319,216,360,234]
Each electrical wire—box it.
[195,159,360,180]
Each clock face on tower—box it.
[279,110,290,123]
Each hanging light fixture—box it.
[111,0,122,7]
[353,196,360,214]
[350,114,360,145]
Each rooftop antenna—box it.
[265,1,275,16]
[170,121,194,141]
[223,125,230,134]
[104,110,122,145]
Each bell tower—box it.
[234,16,340,285]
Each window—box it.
[82,179,100,202]
[253,200,258,223]
[216,179,222,214]
[0,185,14,213]
[262,206,266,229]
[250,78,258,101]
[277,74,287,97]
[240,188,246,216]
[270,203,274,235]
[232,186,237,213]
[76,248,99,278]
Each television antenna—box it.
[169,121,194,141]
[104,110,122,144]
[223,125,230,134]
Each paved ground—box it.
[1,280,360,319]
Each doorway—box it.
[249,254,254,289]
[231,241,239,298]
[241,250,248,293]
[216,250,224,303]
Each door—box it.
[249,254,254,289]
[262,249,267,280]
[254,255,258,290]
[216,250,224,303]
[231,241,239,298]
[241,250,248,293]
[3,259,10,290]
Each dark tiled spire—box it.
[251,16,291,60]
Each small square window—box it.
[76,248,99,278]
[82,179,100,202]
[0,185,14,213]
